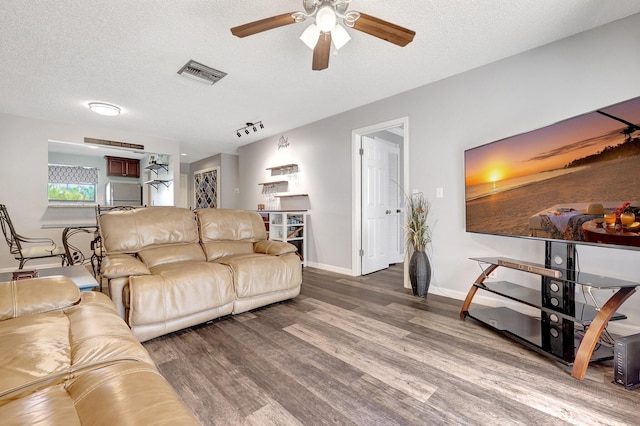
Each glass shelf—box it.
[475,281,626,325]
[472,257,638,289]
[466,306,614,364]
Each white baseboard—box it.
[304,262,354,276]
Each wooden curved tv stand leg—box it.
[460,264,498,319]
[572,286,636,380]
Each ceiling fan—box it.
[230,0,416,71]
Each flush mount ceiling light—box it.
[231,0,415,71]
[236,121,264,138]
[88,102,121,116]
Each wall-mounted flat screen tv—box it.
[465,95,640,250]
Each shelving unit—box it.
[257,211,307,266]
[261,163,309,209]
[460,256,638,380]
[143,159,171,191]
[266,164,298,174]
[274,193,308,198]
[258,181,288,187]
[145,163,169,175]
[144,179,172,190]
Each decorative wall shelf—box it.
[266,164,298,175]
[145,163,169,175]
[274,193,308,198]
[258,181,288,186]
[144,179,172,189]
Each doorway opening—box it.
[352,117,409,277]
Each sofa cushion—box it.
[128,261,234,328]
[0,276,80,320]
[99,207,199,255]
[196,208,267,261]
[67,362,201,425]
[254,240,298,256]
[0,384,81,426]
[215,253,302,299]
[138,243,206,268]
[0,290,154,406]
[0,363,201,426]
[0,311,71,402]
[101,254,150,279]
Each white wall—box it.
[238,14,640,331]
[0,113,181,269]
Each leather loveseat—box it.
[0,276,199,425]
[99,207,302,342]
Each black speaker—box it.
[541,242,576,362]
[614,333,640,390]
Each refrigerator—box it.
[105,182,142,206]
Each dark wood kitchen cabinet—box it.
[105,156,140,178]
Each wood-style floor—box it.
[142,265,639,425]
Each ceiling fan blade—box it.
[231,13,297,38]
[312,33,331,71]
[352,13,415,47]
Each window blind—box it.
[48,164,99,184]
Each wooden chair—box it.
[0,204,66,269]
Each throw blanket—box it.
[541,213,601,241]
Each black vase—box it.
[409,250,431,298]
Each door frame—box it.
[351,116,410,277]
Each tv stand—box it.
[460,254,638,380]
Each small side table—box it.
[0,265,98,291]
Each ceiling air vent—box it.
[177,60,227,85]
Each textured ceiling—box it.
[1,1,639,163]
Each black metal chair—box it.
[0,204,66,269]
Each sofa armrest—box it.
[253,240,298,256]
[0,276,80,321]
[102,254,151,279]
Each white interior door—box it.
[361,136,400,274]
[387,149,404,264]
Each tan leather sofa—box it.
[0,276,199,425]
[99,207,302,342]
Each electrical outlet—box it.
[485,269,499,281]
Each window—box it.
[48,164,98,202]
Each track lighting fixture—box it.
[236,121,264,138]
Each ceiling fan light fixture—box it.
[331,24,350,50]
[315,6,337,32]
[300,24,320,49]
